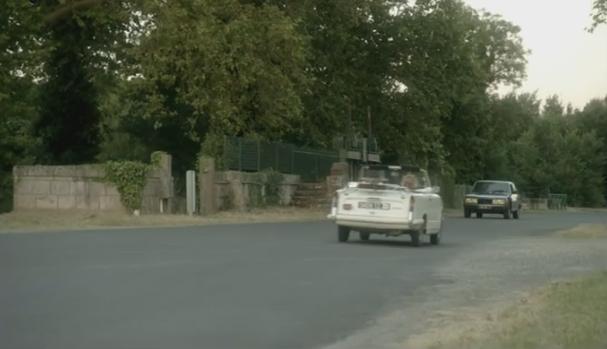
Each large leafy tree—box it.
[32,0,138,164]
[104,0,308,169]
[505,96,606,206]
[574,97,607,203]
[242,0,396,147]
[1,1,45,211]
[381,0,527,179]
[483,93,539,180]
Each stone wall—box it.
[12,154,173,213]
[522,198,549,210]
[214,171,300,211]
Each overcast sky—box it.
[464,0,607,109]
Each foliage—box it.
[0,1,43,212]
[200,133,225,159]
[150,151,165,167]
[264,169,284,206]
[127,0,307,140]
[30,1,143,164]
[590,0,607,31]
[104,161,151,212]
[1,0,605,208]
[500,97,606,207]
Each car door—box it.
[414,187,441,233]
[510,183,520,211]
[426,190,442,233]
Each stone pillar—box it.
[154,152,174,213]
[199,156,217,215]
[155,152,172,174]
[326,162,349,198]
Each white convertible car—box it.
[328,164,443,246]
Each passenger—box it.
[401,174,417,189]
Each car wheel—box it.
[430,232,441,245]
[360,232,370,241]
[513,210,519,219]
[338,226,350,242]
[410,230,421,247]
[464,208,471,218]
[411,218,426,247]
[476,212,483,219]
[503,208,511,219]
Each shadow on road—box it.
[347,240,435,249]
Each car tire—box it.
[504,208,511,219]
[476,212,483,219]
[430,232,441,245]
[464,208,471,218]
[338,226,350,242]
[410,230,421,247]
[513,210,519,219]
[360,232,370,241]
[411,218,426,247]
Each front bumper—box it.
[465,203,507,213]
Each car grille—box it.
[478,198,493,205]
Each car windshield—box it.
[359,166,428,189]
[473,182,510,195]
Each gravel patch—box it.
[322,230,607,349]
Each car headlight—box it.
[493,199,506,205]
[465,197,478,204]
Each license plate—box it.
[358,201,390,210]
[479,205,491,209]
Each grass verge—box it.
[0,207,327,233]
[406,272,607,349]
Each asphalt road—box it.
[1,211,606,349]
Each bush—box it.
[104,161,151,213]
[264,169,284,206]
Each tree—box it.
[32,0,138,164]
[574,97,607,204]
[542,95,565,119]
[483,93,539,180]
[382,0,527,179]
[506,98,606,207]
[0,1,45,211]
[98,0,308,173]
[590,0,607,31]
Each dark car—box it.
[463,180,521,219]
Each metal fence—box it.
[222,137,339,182]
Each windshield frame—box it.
[472,181,512,195]
[358,165,430,190]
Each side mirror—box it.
[432,186,441,194]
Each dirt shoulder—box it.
[405,271,607,349]
[0,207,328,233]
[323,224,607,349]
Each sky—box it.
[464,0,607,109]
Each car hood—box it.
[466,193,509,199]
